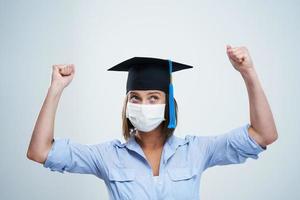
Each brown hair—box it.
[122,93,178,141]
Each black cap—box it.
[107,56,193,128]
[107,57,193,94]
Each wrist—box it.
[240,67,261,88]
[48,83,64,96]
[240,67,257,80]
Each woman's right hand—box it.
[51,64,75,91]
[27,64,75,163]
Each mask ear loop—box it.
[167,60,176,129]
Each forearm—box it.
[241,68,278,144]
[27,84,63,162]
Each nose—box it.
[141,99,149,104]
[138,97,153,105]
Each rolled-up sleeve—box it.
[201,123,267,170]
[43,137,108,179]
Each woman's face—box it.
[127,90,166,104]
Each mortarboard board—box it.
[107,57,193,129]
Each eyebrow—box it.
[129,91,161,96]
[147,92,161,95]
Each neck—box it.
[135,124,166,150]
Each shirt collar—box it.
[115,133,189,164]
[163,134,189,164]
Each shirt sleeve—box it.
[201,123,267,170]
[43,137,110,179]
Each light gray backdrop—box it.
[1,0,299,199]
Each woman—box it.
[27,45,278,200]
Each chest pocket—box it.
[107,168,137,200]
[167,167,199,199]
[168,167,197,181]
[108,168,135,181]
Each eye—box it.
[130,95,139,99]
[149,95,159,101]
[130,95,140,101]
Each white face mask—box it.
[126,102,166,133]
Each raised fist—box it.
[51,64,75,90]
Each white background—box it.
[1,0,299,199]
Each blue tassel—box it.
[168,60,176,128]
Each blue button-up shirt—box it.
[43,123,266,200]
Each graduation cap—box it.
[107,57,193,129]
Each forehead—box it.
[128,90,165,95]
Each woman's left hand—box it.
[226,45,254,74]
